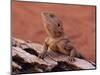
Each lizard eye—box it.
[57,23,60,27]
[49,14,55,18]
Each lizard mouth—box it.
[54,30,64,37]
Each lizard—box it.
[39,11,83,63]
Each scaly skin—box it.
[39,12,82,62]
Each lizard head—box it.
[41,12,64,38]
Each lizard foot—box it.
[38,53,46,59]
[67,56,75,63]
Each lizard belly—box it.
[48,42,70,55]
[49,42,59,52]
[47,38,70,55]
[47,39,59,52]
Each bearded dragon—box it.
[39,12,83,62]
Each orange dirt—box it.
[12,1,96,62]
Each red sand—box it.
[12,1,96,62]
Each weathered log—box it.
[12,61,22,74]
[12,37,42,55]
[20,41,95,70]
[12,37,95,74]
[12,61,22,69]
[12,46,58,73]
[12,47,48,65]
[44,49,95,69]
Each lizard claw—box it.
[67,56,75,63]
[38,53,45,59]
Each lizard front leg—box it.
[38,42,48,59]
[65,43,78,63]
[67,49,76,62]
[57,40,76,63]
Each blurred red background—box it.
[12,1,96,62]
